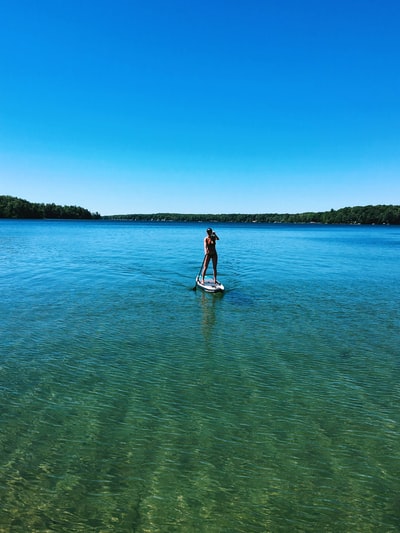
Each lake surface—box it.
[1,220,399,532]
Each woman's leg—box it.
[212,254,218,282]
[202,255,211,281]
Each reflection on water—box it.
[0,220,399,531]
[199,290,221,345]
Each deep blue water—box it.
[1,220,399,532]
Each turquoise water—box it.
[1,220,399,532]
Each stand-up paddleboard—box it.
[196,276,225,293]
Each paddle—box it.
[192,255,206,290]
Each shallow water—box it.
[1,220,399,531]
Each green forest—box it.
[104,204,400,225]
[0,196,100,219]
[1,196,399,224]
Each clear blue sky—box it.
[1,0,399,215]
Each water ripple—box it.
[1,221,399,531]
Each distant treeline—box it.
[104,205,400,225]
[2,196,399,224]
[0,196,100,219]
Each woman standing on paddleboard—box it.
[202,228,219,283]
